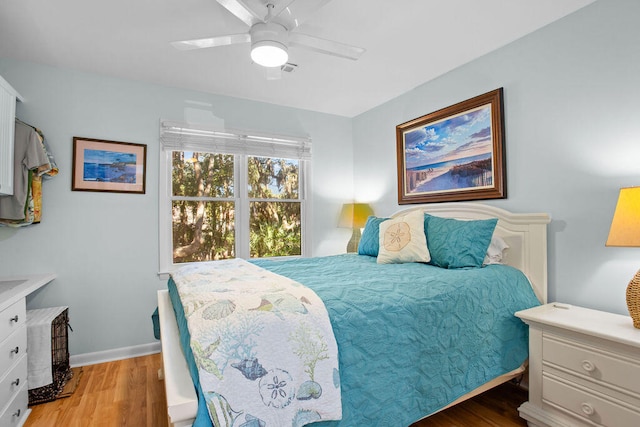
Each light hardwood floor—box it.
[25,354,168,427]
[25,353,527,426]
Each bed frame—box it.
[157,202,551,427]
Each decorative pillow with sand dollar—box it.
[377,210,431,264]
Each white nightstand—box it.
[515,303,640,427]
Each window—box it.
[159,122,311,273]
[248,156,302,258]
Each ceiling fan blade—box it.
[216,0,263,27]
[273,0,331,30]
[271,0,333,30]
[289,33,365,60]
[171,33,251,50]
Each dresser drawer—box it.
[0,300,25,344]
[543,374,640,427]
[0,355,26,415]
[543,333,640,396]
[0,327,26,374]
[0,383,28,427]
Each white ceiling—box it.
[0,0,594,118]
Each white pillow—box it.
[483,235,509,265]
[377,210,431,264]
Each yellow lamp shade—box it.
[338,203,374,229]
[606,187,640,247]
[607,186,640,328]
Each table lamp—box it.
[606,186,640,328]
[338,203,374,253]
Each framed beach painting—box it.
[396,88,506,204]
[72,137,147,194]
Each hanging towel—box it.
[26,307,68,389]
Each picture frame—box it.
[72,137,147,194]
[396,88,506,204]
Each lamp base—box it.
[346,228,362,253]
[626,269,640,329]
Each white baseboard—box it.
[70,342,161,367]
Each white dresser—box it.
[0,274,55,427]
[516,303,640,427]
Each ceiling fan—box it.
[171,0,365,68]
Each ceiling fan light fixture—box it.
[249,21,289,68]
[251,40,288,67]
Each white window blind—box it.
[160,120,312,160]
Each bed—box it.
[157,202,550,427]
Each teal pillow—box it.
[358,216,389,256]
[425,214,498,268]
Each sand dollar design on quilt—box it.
[383,221,411,252]
[259,368,295,408]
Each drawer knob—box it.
[10,315,19,323]
[13,409,21,418]
[10,346,19,355]
[581,360,596,372]
[581,402,595,416]
[12,378,20,386]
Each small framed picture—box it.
[396,88,506,204]
[72,137,146,194]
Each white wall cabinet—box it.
[0,75,23,196]
[516,303,640,427]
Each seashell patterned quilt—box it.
[171,258,342,427]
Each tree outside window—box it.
[170,151,302,264]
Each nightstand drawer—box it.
[0,300,25,344]
[544,374,640,427]
[543,333,640,396]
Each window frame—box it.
[158,122,312,275]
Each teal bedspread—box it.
[168,254,539,426]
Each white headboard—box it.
[392,203,551,304]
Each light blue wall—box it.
[353,0,640,316]
[1,0,638,356]
[0,59,354,355]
